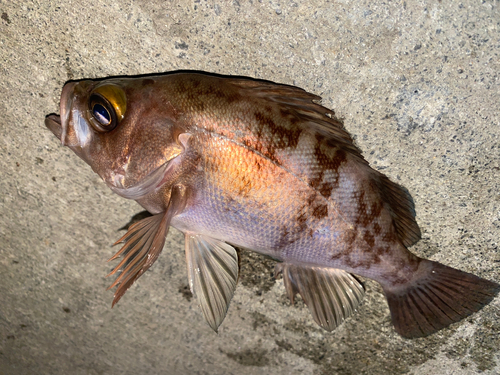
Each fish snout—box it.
[45,114,62,141]
[45,81,78,144]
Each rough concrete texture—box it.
[1,1,499,374]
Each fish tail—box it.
[383,259,499,338]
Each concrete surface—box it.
[1,1,499,374]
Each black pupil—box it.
[93,103,111,125]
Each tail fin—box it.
[383,260,499,338]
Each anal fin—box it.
[276,263,365,331]
[185,234,239,332]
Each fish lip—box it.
[106,157,179,200]
[45,114,62,141]
[45,81,78,145]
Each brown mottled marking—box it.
[318,181,334,199]
[236,173,254,197]
[329,229,359,261]
[370,201,383,219]
[374,245,390,256]
[306,193,316,206]
[275,125,302,149]
[253,112,278,162]
[188,76,201,88]
[253,159,263,171]
[255,112,302,150]
[296,211,307,226]
[255,112,276,132]
[373,222,382,235]
[383,255,421,284]
[309,170,324,190]
[331,227,384,269]
[290,206,310,238]
[345,230,357,247]
[312,204,328,219]
[332,149,347,169]
[141,78,155,86]
[251,111,303,167]
[275,226,295,248]
[354,190,383,227]
[276,217,308,248]
[353,191,367,226]
[363,231,375,247]
[186,79,242,105]
[279,108,299,125]
[344,254,372,270]
[310,145,347,198]
[382,230,398,244]
[330,252,342,260]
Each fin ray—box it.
[374,174,421,247]
[276,263,365,331]
[107,185,188,306]
[185,234,239,332]
[109,221,152,260]
[384,260,500,338]
[107,221,157,276]
[228,78,362,157]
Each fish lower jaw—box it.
[45,114,63,141]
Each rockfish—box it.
[45,72,499,338]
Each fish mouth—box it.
[45,114,62,140]
[44,81,77,145]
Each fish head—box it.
[45,78,186,200]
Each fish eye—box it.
[92,102,112,126]
[88,84,127,132]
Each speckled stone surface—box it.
[1,1,499,374]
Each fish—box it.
[45,72,499,338]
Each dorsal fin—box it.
[374,173,421,247]
[227,79,365,159]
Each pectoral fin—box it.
[276,263,365,331]
[107,185,188,306]
[185,234,239,332]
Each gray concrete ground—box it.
[1,1,499,374]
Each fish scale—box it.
[45,72,499,338]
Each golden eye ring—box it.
[88,83,127,132]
